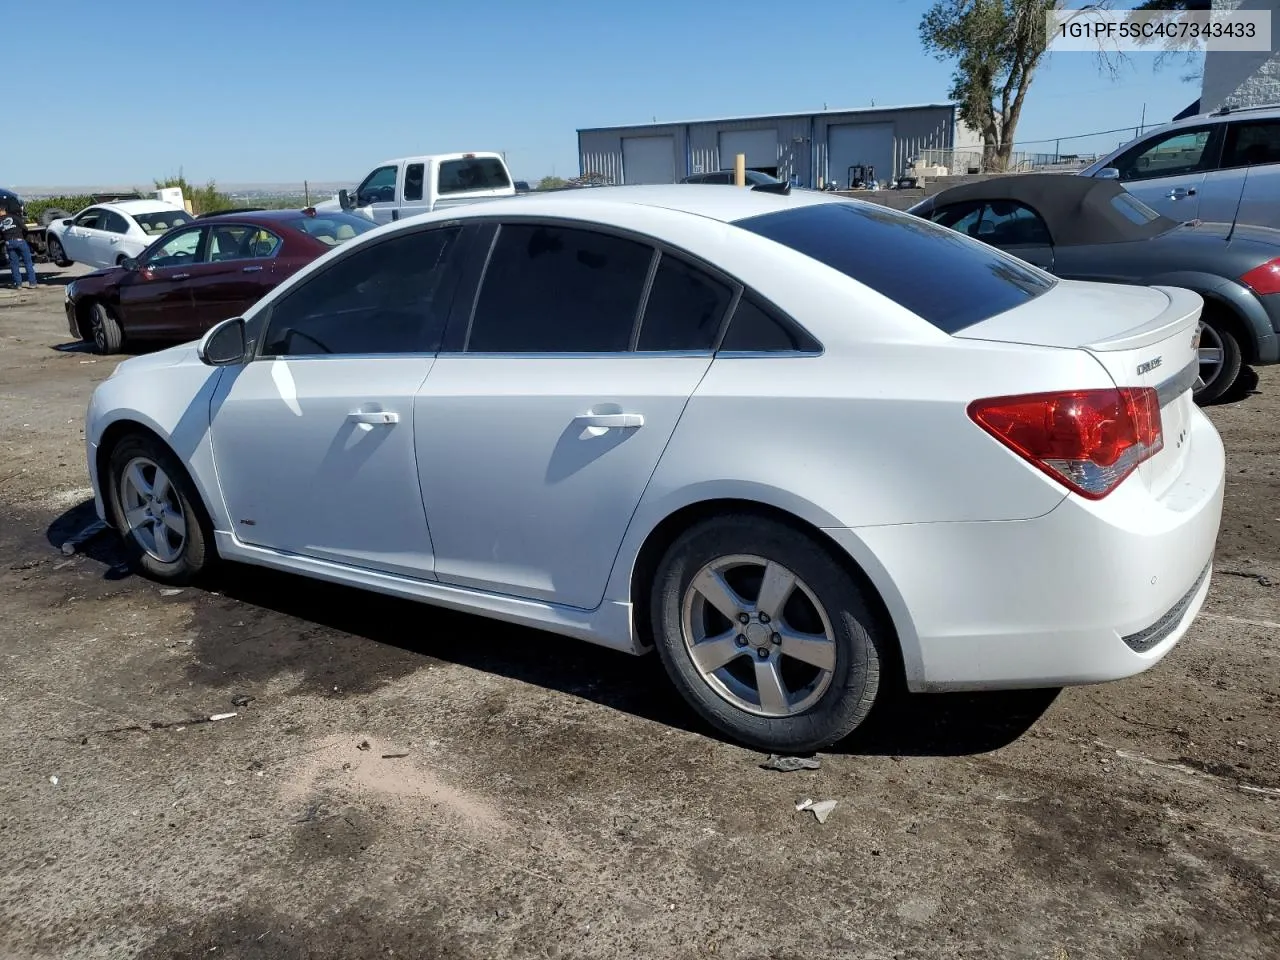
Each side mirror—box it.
[338,188,354,211]
[1095,167,1121,180]
[197,316,247,367]
[61,218,73,226]
[119,256,138,271]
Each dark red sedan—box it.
[65,208,377,353]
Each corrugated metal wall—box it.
[578,106,957,187]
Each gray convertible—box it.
[908,174,1280,403]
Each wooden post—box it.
[734,153,746,187]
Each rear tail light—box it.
[967,387,1163,499]
[1240,257,1280,295]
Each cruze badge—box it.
[1136,356,1163,376]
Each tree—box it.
[921,0,1066,172]
[1130,0,1210,81]
[538,175,568,190]
[154,172,234,215]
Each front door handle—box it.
[347,410,400,425]
[242,265,263,273]
[172,272,190,280]
[1169,187,1197,199]
[576,413,644,428]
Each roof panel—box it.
[578,103,957,134]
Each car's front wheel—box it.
[46,235,71,268]
[90,302,123,354]
[650,514,886,752]
[105,432,214,584]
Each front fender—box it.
[87,361,230,532]
[1140,272,1278,364]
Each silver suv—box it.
[1080,104,1280,228]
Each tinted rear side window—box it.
[735,202,1054,334]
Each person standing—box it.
[0,205,37,289]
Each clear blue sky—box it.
[9,0,1200,188]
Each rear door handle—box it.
[576,413,644,428]
[172,273,190,280]
[1169,187,1196,199]
[242,265,263,273]
[348,410,400,425]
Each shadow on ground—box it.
[42,499,1054,758]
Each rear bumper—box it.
[828,407,1225,692]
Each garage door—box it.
[827,122,895,188]
[718,129,778,172]
[622,136,676,184]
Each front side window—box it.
[1114,127,1215,181]
[134,210,194,236]
[636,254,732,351]
[74,208,105,229]
[261,227,463,357]
[145,227,204,267]
[736,201,1054,335]
[356,165,398,205]
[439,157,512,195]
[466,223,652,353]
[975,201,1052,246]
[1221,119,1280,169]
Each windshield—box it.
[287,212,378,246]
[735,201,1055,334]
[133,210,194,236]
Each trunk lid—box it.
[955,279,1202,498]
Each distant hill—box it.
[10,181,351,199]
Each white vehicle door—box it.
[414,221,731,610]
[1205,117,1280,228]
[1107,125,1221,222]
[94,210,135,268]
[397,161,428,221]
[353,163,401,225]
[208,223,470,579]
[61,207,108,265]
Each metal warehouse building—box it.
[578,103,973,189]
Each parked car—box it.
[315,151,516,225]
[681,170,783,186]
[84,185,1224,752]
[45,200,194,270]
[907,174,1280,403]
[1079,103,1280,230]
[65,208,376,354]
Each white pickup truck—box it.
[317,151,516,225]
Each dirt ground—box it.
[0,267,1276,960]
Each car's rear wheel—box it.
[650,514,885,752]
[105,432,214,584]
[46,235,71,268]
[90,302,123,354]
[1194,317,1243,405]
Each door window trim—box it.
[1113,124,1224,182]
[441,214,821,359]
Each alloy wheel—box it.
[118,456,187,563]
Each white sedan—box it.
[83,185,1225,752]
[45,199,194,269]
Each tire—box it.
[90,302,123,354]
[46,235,71,268]
[1194,317,1243,405]
[650,514,885,752]
[104,432,215,585]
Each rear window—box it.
[438,157,511,195]
[734,202,1055,334]
[134,210,194,235]
[285,212,377,246]
[1111,192,1162,225]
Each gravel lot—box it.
[1,268,1277,959]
